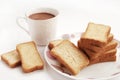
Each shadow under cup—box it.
[26,8,59,46]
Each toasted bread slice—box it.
[104,39,118,52]
[90,56,116,65]
[48,39,63,50]
[79,45,116,59]
[81,33,113,44]
[108,34,113,42]
[81,22,111,47]
[89,49,117,65]
[78,39,117,53]
[1,50,21,68]
[16,41,44,73]
[50,40,89,75]
[85,47,117,60]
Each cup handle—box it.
[16,17,30,35]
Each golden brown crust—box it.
[89,56,116,65]
[104,40,118,52]
[107,34,113,42]
[48,43,54,50]
[89,49,117,65]
[78,39,118,54]
[80,38,107,47]
[22,65,43,73]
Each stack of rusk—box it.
[78,22,118,65]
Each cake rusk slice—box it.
[104,39,118,52]
[89,49,117,65]
[81,22,111,47]
[50,40,89,75]
[81,33,113,45]
[107,33,113,42]
[78,34,115,53]
[81,48,100,59]
[78,39,118,53]
[90,56,116,65]
[48,39,63,50]
[1,50,21,68]
[86,48,117,60]
[16,41,44,73]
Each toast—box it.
[81,22,111,47]
[90,56,116,65]
[78,39,118,53]
[16,41,44,73]
[50,40,89,75]
[108,34,113,42]
[84,47,117,60]
[80,33,113,52]
[80,40,117,60]
[104,39,118,52]
[1,50,20,68]
[81,33,113,44]
[48,39,63,50]
[89,49,117,64]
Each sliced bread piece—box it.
[89,49,117,65]
[81,22,111,47]
[50,40,89,75]
[48,39,63,50]
[90,56,116,65]
[108,33,113,42]
[104,39,118,52]
[84,45,116,59]
[16,41,44,73]
[78,39,117,53]
[1,50,20,68]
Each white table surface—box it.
[0,0,120,80]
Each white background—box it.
[0,0,120,80]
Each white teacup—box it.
[17,8,59,46]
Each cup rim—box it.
[25,7,59,21]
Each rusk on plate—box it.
[89,49,117,65]
[81,22,111,47]
[78,39,118,59]
[48,39,63,50]
[50,40,89,75]
[79,33,114,52]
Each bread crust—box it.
[89,56,116,65]
[78,39,118,54]
[89,50,116,65]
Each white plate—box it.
[44,32,120,80]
